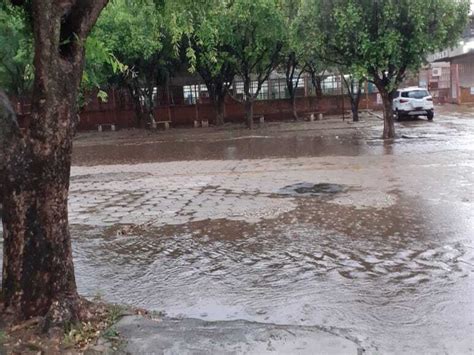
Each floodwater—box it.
[3,109,474,353]
[72,112,474,166]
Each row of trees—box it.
[4,0,469,136]
[0,0,470,325]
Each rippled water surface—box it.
[72,197,474,353]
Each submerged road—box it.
[2,107,474,353]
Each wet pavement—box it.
[2,107,474,353]
[112,316,361,354]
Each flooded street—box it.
[2,108,474,353]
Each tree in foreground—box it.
[0,0,108,325]
[228,0,285,129]
[311,0,470,138]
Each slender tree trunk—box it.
[145,78,156,126]
[348,80,363,122]
[243,77,254,129]
[214,95,225,126]
[291,92,298,121]
[146,93,156,126]
[208,84,226,126]
[285,54,299,121]
[128,85,144,127]
[378,88,395,139]
[244,98,254,129]
[1,0,108,325]
[351,99,360,122]
[315,77,323,99]
[309,70,323,99]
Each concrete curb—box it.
[110,315,364,354]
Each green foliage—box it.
[280,0,305,62]
[92,0,164,63]
[310,0,470,92]
[189,0,235,75]
[280,0,306,95]
[187,0,236,106]
[228,0,286,98]
[0,4,33,96]
[0,330,6,345]
[0,2,124,99]
[83,36,126,94]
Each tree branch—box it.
[59,0,109,40]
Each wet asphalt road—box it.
[2,107,474,354]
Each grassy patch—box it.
[0,330,7,345]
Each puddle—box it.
[279,183,347,197]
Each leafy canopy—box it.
[228,0,286,93]
[310,0,470,91]
[0,5,33,96]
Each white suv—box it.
[393,87,434,121]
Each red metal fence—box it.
[12,89,384,131]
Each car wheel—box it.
[396,110,403,121]
[427,110,434,121]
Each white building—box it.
[427,3,474,103]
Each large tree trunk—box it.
[1,0,108,325]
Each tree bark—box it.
[315,77,323,99]
[345,78,363,122]
[2,0,108,324]
[285,53,299,121]
[378,88,395,139]
[214,95,225,126]
[244,98,254,129]
[128,84,145,127]
[351,100,360,122]
[291,93,298,121]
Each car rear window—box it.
[401,90,429,99]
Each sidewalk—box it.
[98,316,363,355]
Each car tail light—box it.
[400,99,409,103]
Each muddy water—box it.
[2,111,474,353]
[71,196,474,354]
[72,114,474,166]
